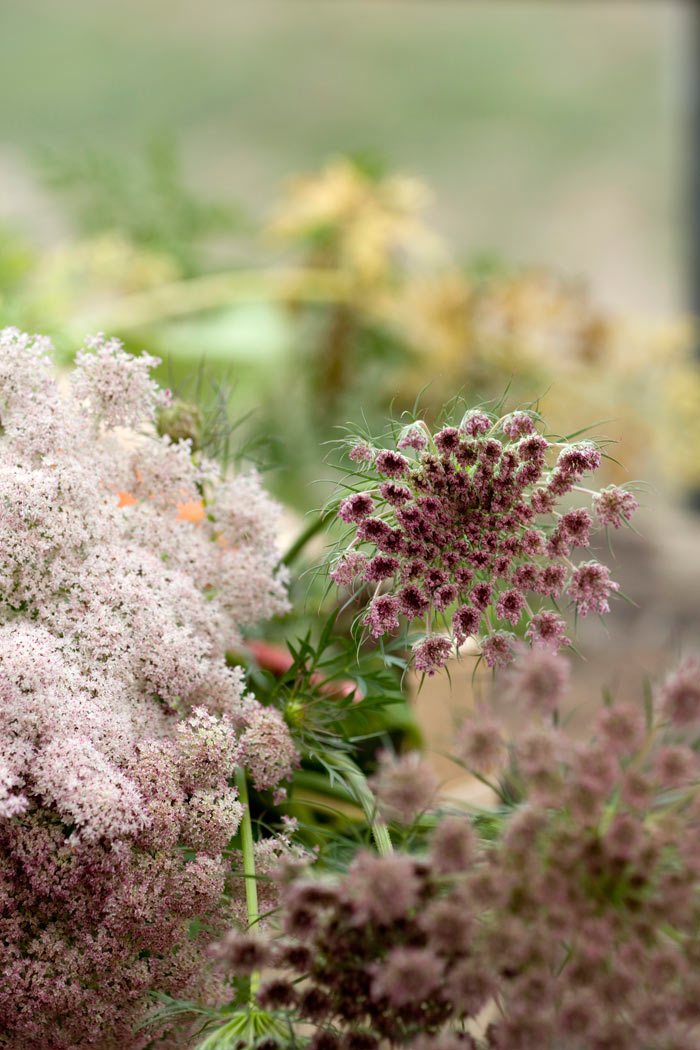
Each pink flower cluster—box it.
[332,411,637,673]
[214,658,700,1050]
[2,708,242,1048]
[0,329,295,1048]
[369,748,439,824]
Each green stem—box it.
[279,508,336,568]
[321,749,393,856]
[235,766,260,1000]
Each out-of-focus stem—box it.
[321,749,393,856]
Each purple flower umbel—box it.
[333,410,633,671]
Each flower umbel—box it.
[331,407,631,670]
[210,658,700,1050]
[0,329,292,1050]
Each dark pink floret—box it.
[496,588,526,626]
[357,517,392,544]
[434,584,458,612]
[349,444,374,463]
[481,632,515,669]
[480,439,503,464]
[471,581,493,611]
[493,556,512,577]
[379,481,413,505]
[502,412,536,439]
[375,450,410,478]
[364,594,401,638]
[536,564,567,597]
[568,561,619,616]
[434,427,461,455]
[461,410,491,436]
[559,508,593,547]
[517,434,549,463]
[547,527,571,558]
[424,568,450,594]
[364,555,400,582]
[521,528,545,556]
[330,552,367,587]
[547,469,575,497]
[531,488,557,515]
[525,610,570,650]
[511,564,539,592]
[338,492,375,523]
[397,427,428,452]
[398,584,430,618]
[413,635,453,675]
[556,442,601,477]
[454,566,474,589]
[453,605,481,643]
[593,486,639,529]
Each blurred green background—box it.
[1,0,685,310]
[0,0,695,513]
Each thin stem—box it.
[322,749,393,855]
[235,766,260,999]
[487,414,509,437]
[415,419,437,454]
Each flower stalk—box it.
[234,766,260,1000]
[320,748,393,856]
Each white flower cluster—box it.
[0,326,291,832]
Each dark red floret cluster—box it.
[332,411,630,672]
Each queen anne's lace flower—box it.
[0,329,294,1049]
[215,661,700,1050]
[332,410,633,669]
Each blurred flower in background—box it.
[386,263,700,489]
[267,155,441,290]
